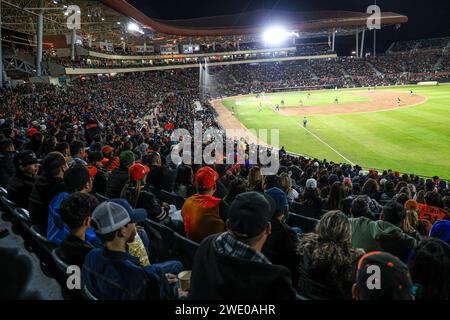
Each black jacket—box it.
[0,152,15,188]
[262,219,300,287]
[92,167,108,196]
[7,171,35,209]
[60,234,95,268]
[189,234,296,300]
[29,175,66,228]
[147,165,172,192]
[105,167,129,199]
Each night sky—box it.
[128,0,450,54]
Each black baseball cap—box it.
[228,191,275,239]
[356,251,412,300]
[88,151,104,163]
[14,150,39,167]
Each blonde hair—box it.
[247,166,263,190]
[402,208,419,235]
[279,172,292,193]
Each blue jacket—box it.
[82,248,164,300]
[47,192,101,246]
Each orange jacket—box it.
[102,157,120,172]
[181,194,225,243]
[417,203,450,224]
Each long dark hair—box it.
[409,238,450,300]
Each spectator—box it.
[247,166,264,192]
[349,201,416,261]
[429,220,450,245]
[360,178,383,216]
[29,152,68,228]
[402,200,421,240]
[189,191,296,299]
[181,166,228,242]
[83,199,183,300]
[352,251,413,300]
[147,152,172,192]
[408,238,450,300]
[223,177,248,206]
[47,165,99,246]
[263,174,282,191]
[380,180,396,202]
[7,150,39,209]
[279,172,299,201]
[323,181,344,211]
[297,211,364,299]
[105,151,135,198]
[54,142,70,158]
[350,196,370,218]
[87,151,108,196]
[262,187,300,287]
[121,163,183,233]
[173,164,195,198]
[0,138,16,188]
[59,192,100,266]
[297,178,322,218]
[101,145,119,172]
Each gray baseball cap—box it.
[91,199,147,235]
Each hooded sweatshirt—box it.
[189,234,296,300]
[349,217,416,261]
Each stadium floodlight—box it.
[127,22,144,34]
[263,26,299,46]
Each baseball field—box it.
[213,84,450,179]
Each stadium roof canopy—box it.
[103,0,408,37]
[1,0,408,46]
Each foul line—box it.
[260,94,355,165]
[299,123,355,166]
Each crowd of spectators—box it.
[0,48,449,300]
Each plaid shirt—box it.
[215,232,271,264]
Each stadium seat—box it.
[12,208,32,225]
[95,193,110,203]
[147,185,162,201]
[0,196,18,221]
[50,248,69,277]
[29,225,57,250]
[158,190,185,210]
[172,232,199,269]
[82,285,98,300]
[0,186,7,196]
[26,225,57,277]
[297,267,336,300]
[295,292,311,300]
[289,201,322,219]
[286,212,318,234]
[143,219,176,262]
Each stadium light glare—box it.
[263,26,299,46]
[127,22,144,34]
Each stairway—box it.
[366,61,383,76]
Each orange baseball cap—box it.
[102,145,114,154]
[195,166,219,189]
[87,165,98,178]
[129,163,150,181]
[404,200,418,210]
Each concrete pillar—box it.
[71,29,76,61]
[332,29,336,52]
[36,10,44,76]
[356,27,359,58]
[360,28,366,58]
[0,0,3,87]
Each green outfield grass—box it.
[221,85,450,179]
[230,90,368,107]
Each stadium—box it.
[0,0,449,304]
